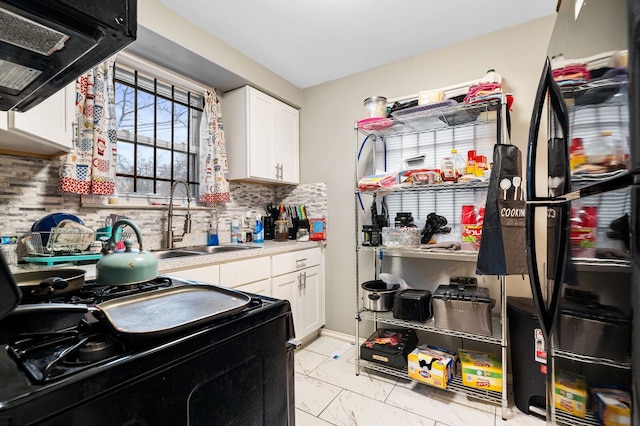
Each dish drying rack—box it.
[26,229,130,257]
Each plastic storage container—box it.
[363,96,387,118]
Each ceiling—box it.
[156,0,558,89]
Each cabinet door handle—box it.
[275,164,280,180]
[279,164,284,180]
[302,271,307,288]
[297,272,303,290]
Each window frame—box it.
[113,53,205,198]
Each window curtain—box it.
[59,59,117,195]
[199,88,230,203]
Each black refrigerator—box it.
[525,0,638,424]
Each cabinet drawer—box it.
[168,265,220,284]
[235,278,271,297]
[220,256,270,288]
[271,248,322,276]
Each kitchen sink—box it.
[151,249,204,260]
[152,244,259,260]
[180,245,260,254]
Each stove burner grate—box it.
[7,330,125,383]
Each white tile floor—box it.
[294,334,548,426]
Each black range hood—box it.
[0,0,136,112]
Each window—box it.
[113,62,204,198]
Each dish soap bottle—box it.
[253,214,264,243]
[207,210,219,246]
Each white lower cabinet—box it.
[168,265,220,284]
[271,248,325,340]
[165,247,325,339]
[220,256,271,293]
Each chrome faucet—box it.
[164,180,192,249]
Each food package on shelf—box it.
[570,205,597,258]
[591,386,631,426]
[458,349,502,392]
[460,205,484,251]
[357,173,398,192]
[554,369,588,418]
[407,344,456,389]
[360,329,418,369]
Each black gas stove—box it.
[0,272,295,425]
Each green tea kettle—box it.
[96,219,159,286]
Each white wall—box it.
[299,15,557,336]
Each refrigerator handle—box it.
[525,58,571,340]
[526,58,571,202]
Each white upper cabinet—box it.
[223,86,299,184]
[0,83,76,158]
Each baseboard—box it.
[320,328,366,344]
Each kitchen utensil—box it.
[0,303,89,336]
[0,251,21,322]
[13,268,86,301]
[96,219,159,286]
[392,289,432,322]
[499,178,511,200]
[92,284,252,336]
[361,280,399,311]
[512,176,521,200]
[432,277,494,336]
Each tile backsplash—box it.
[0,154,327,265]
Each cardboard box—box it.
[554,369,587,418]
[407,344,456,389]
[458,349,502,392]
[592,387,631,426]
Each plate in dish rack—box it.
[357,117,393,131]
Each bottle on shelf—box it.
[451,149,466,182]
[466,150,477,175]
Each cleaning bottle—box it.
[253,214,264,243]
[230,217,239,244]
[207,210,219,246]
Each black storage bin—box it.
[360,328,418,369]
[559,298,630,362]
[393,289,432,322]
[507,297,546,417]
[432,277,492,335]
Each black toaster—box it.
[393,289,432,322]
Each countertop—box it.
[11,240,323,280]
